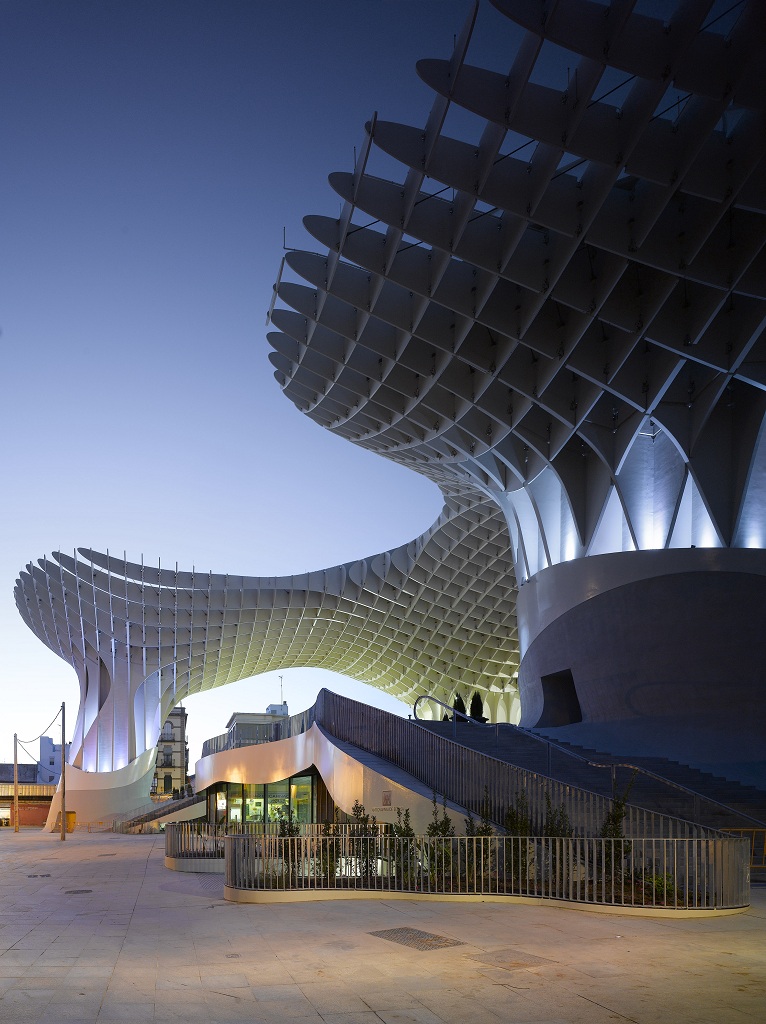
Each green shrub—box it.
[425,794,454,888]
[391,807,416,889]
[543,792,573,838]
[646,872,675,903]
[503,791,531,837]
[350,801,378,880]
[319,810,340,882]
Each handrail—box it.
[413,694,766,828]
[113,791,203,829]
[312,689,721,840]
[413,694,489,731]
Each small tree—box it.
[277,808,301,838]
[276,807,302,884]
[600,771,636,840]
[426,794,454,890]
[351,800,378,881]
[543,792,573,838]
[599,771,636,879]
[426,793,455,838]
[320,809,341,884]
[503,790,532,890]
[463,786,495,887]
[543,792,573,892]
[391,807,416,890]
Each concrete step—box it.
[417,721,766,828]
[530,733,766,825]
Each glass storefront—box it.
[205,773,317,826]
[290,776,312,823]
[243,784,264,823]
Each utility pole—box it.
[13,733,19,833]
[60,703,66,841]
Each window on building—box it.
[49,758,54,765]
[265,779,289,822]
[163,774,173,794]
[243,784,264,823]
[290,776,313,823]
[228,784,243,824]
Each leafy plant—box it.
[319,809,341,883]
[426,793,454,838]
[542,792,573,891]
[600,771,636,839]
[503,791,532,888]
[503,790,531,837]
[599,771,636,875]
[464,786,495,837]
[393,806,414,838]
[543,792,573,838]
[277,808,301,838]
[391,807,417,889]
[350,800,378,881]
[425,794,455,889]
[645,872,675,903]
[276,808,302,882]
[464,787,495,887]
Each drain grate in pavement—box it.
[196,875,225,896]
[370,927,464,951]
[97,853,117,857]
[64,889,93,895]
[28,874,50,878]
[468,948,555,971]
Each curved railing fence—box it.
[224,833,750,911]
[165,821,391,861]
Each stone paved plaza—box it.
[0,831,763,1023]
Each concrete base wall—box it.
[516,550,766,786]
[44,749,157,829]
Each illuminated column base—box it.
[44,748,158,830]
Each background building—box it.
[151,707,188,798]
[0,764,55,827]
[201,703,289,757]
[37,736,70,786]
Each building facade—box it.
[38,736,70,786]
[151,707,188,797]
[0,765,55,828]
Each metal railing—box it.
[224,833,750,910]
[165,821,392,861]
[724,828,766,869]
[166,823,227,859]
[310,690,716,841]
[201,708,316,757]
[414,695,766,830]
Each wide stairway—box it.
[117,792,204,830]
[417,720,766,829]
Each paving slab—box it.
[0,831,763,1023]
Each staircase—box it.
[417,720,766,829]
[115,792,204,830]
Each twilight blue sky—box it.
[0,0,496,766]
